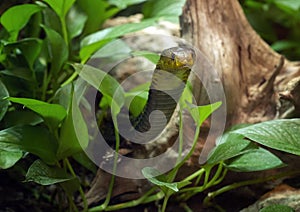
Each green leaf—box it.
[77,0,119,35]
[0,4,41,40]
[39,2,62,34]
[179,81,193,109]
[259,204,294,212]
[66,5,87,39]
[207,138,251,165]
[3,111,43,128]
[60,177,80,195]
[42,25,68,75]
[80,19,156,61]
[273,0,300,11]
[131,50,160,64]
[0,68,33,81]
[72,151,97,173]
[44,0,75,19]
[108,0,147,9]
[80,38,113,63]
[0,149,23,169]
[125,90,149,117]
[57,87,89,159]
[90,39,132,62]
[73,63,125,113]
[8,97,67,130]
[0,125,58,164]
[0,80,9,122]
[186,101,222,126]
[124,82,151,117]
[225,148,285,172]
[216,123,251,145]
[272,40,300,51]
[5,38,43,70]
[142,167,179,192]
[143,0,186,22]
[233,119,300,156]
[25,159,74,185]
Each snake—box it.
[130,46,195,142]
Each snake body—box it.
[131,47,195,141]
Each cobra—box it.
[130,46,195,143]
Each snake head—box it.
[157,47,195,72]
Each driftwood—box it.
[181,0,300,126]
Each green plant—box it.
[240,0,300,60]
[0,0,185,210]
[0,0,300,211]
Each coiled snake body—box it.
[131,46,195,142]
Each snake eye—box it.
[171,52,176,61]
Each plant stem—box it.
[65,158,88,211]
[166,110,186,182]
[203,170,300,206]
[167,123,201,181]
[161,193,170,212]
[89,189,164,211]
[182,168,205,182]
[60,17,69,48]
[95,114,120,210]
[204,163,223,188]
[180,202,193,212]
[61,72,78,87]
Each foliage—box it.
[241,0,300,60]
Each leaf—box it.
[207,138,251,165]
[80,19,156,61]
[66,5,87,39]
[0,149,23,169]
[143,0,186,22]
[273,0,300,11]
[44,0,75,19]
[259,204,294,212]
[73,63,125,113]
[0,4,41,40]
[233,119,300,156]
[57,87,89,159]
[5,38,43,70]
[142,167,179,192]
[72,151,97,173]
[0,68,33,81]
[0,125,58,164]
[0,80,9,122]
[131,50,160,64]
[8,97,67,130]
[77,0,119,35]
[179,81,194,109]
[42,25,69,75]
[60,178,80,195]
[125,90,149,117]
[272,40,300,51]
[25,160,74,185]
[3,111,43,128]
[186,101,222,126]
[108,0,147,9]
[216,123,251,145]
[92,39,132,58]
[225,148,285,172]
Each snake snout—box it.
[159,47,195,71]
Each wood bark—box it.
[181,0,300,126]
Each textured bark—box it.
[181,0,300,126]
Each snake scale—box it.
[131,46,195,142]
